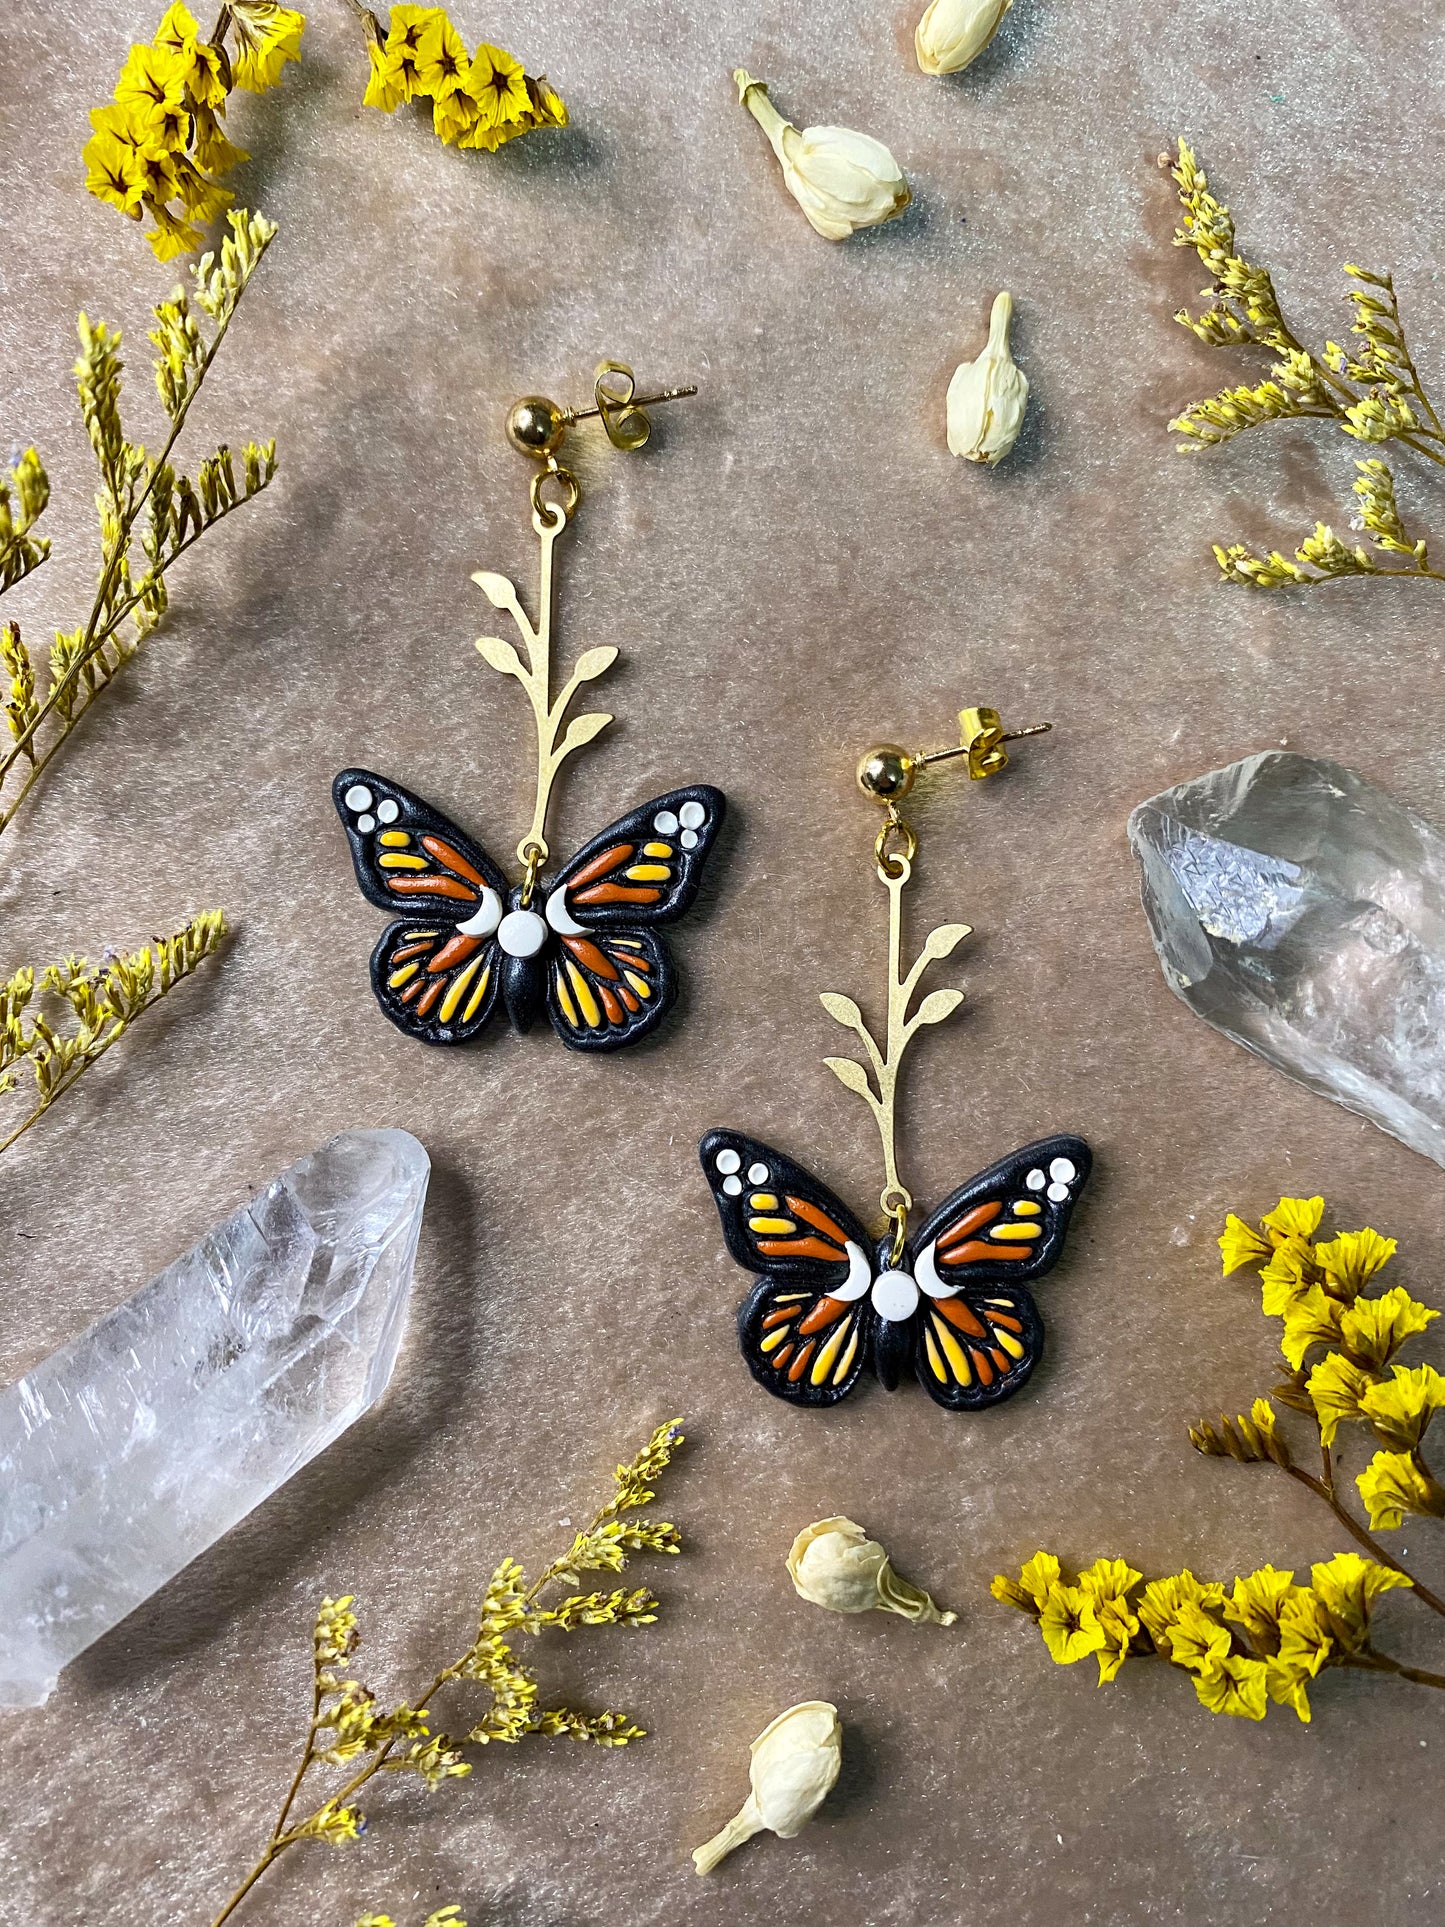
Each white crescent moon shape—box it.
[915,1241,956,1299]
[545,887,586,936]
[832,1239,873,1303]
[456,887,503,938]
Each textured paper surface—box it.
[3,2,1445,1922]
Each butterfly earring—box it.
[701,707,1092,1413]
[335,362,726,1053]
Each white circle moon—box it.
[1047,1181,1070,1202]
[679,800,706,830]
[871,1269,920,1323]
[344,784,372,811]
[1049,1157,1076,1184]
[715,1148,741,1175]
[654,810,679,835]
[497,909,548,958]
[545,888,585,935]
[376,798,400,824]
[1026,1168,1046,1190]
[747,1162,769,1184]
[357,814,375,833]
[722,1174,742,1196]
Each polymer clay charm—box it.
[335,364,726,1053]
[701,709,1092,1409]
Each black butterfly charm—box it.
[335,769,725,1052]
[700,1129,1091,1410]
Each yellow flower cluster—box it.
[361,6,566,150]
[993,1548,1411,1724]
[83,1,304,260]
[1221,1196,1445,1530]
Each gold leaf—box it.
[471,570,523,614]
[819,991,865,1030]
[823,1054,872,1097]
[475,634,525,679]
[572,645,618,682]
[922,922,971,961]
[557,712,612,756]
[914,987,964,1026]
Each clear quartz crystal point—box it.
[1129,751,1445,1166]
[0,1129,429,1709]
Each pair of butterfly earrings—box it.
[333,361,1091,1417]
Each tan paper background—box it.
[4,1,1445,1921]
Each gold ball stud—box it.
[506,395,566,457]
[856,743,916,802]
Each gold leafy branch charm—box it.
[820,838,970,1241]
[471,515,616,878]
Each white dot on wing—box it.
[654,811,679,834]
[722,1175,742,1197]
[747,1162,769,1184]
[377,798,400,824]
[715,1148,741,1174]
[679,800,706,829]
[344,784,372,811]
[357,814,375,833]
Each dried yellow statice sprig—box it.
[85,2,304,260]
[207,1420,686,1927]
[0,911,226,1156]
[992,1195,1445,1723]
[1165,138,1445,589]
[0,449,50,595]
[0,210,277,844]
[992,1549,1426,1723]
[350,3,567,151]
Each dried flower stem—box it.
[207,1420,685,1927]
[0,210,277,840]
[1165,138,1445,588]
[1281,1451,1445,1619]
[0,911,227,1156]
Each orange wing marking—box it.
[419,835,489,888]
[938,1201,1003,1251]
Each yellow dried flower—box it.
[1309,1552,1411,1648]
[1360,1363,1445,1451]
[1038,1582,1105,1665]
[1191,1653,1269,1720]
[1280,1283,1346,1371]
[1314,1228,1397,1295]
[786,1516,956,1625]
[1219,1212,1271,1273]
[692,1702,843,1874]
[86,3,301,259]
[1135,1570,1226,1661]
[1223,1565,1298,1649]
[1262,1195,1325,1242]
[1306,1351,1374,1446]
[358,13,565,154]
[1259,1237,1314,1316]
[1338,1286,1436,1366]
[1356,1451,1445,1531]
[228,0,305,92]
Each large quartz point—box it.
[1129,751,1445,1166]
[0,1129,429,1709]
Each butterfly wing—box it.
[541,786,727,1053]
[334,768,508,1046]
[699,1129,876,1408]
[546,786,726,930]
[907,1135,1092,1411]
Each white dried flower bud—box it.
[787,1516,957,1624]
[733,69,910,242]
[947,291,1029,465]
[692,1700,843,1874]
[914,0,1014,74]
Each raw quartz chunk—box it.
[0,1129,429,1708]
[1128,751,1445,1166]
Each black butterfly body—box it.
[700,1129,1092,1410]
[334,769,725,1052]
